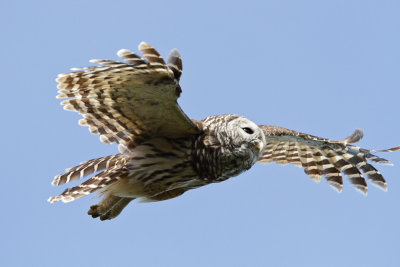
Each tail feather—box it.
[48,167,127,203]
[51,154,123,186]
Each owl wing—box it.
[258,125,400,194]
[56,42,200,150]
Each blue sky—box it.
[2,1,400,266]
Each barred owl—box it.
[48,42,400,220]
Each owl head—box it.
[227,115,266,157]
[203,114,266,162]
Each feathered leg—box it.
[88,194,123,219]
[99,198,135,220]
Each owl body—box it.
[49,42,399,220]
[94,114,265,203]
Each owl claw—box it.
[99,214,111,221]
[88,204,115,220]
[87,205,101,218]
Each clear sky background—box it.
[2,1,400,266]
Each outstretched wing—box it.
[258,125,400,194]
[56,42,200,150]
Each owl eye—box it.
[242,127,254,134]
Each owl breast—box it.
[191,134,258,182]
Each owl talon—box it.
[88,205,101,218]
[99,214,111,221]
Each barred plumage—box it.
[51,154,124,186]
[49,42,400,220]
[259,126,399,194]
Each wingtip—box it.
[382,184,388,192]
[355,185,368,196]
[89,59,101,64]
[47,196,57,203]
[309,175,322,183]
[327,180,343,193]
[117,49,131,58]
[51,175,61,186]
[371,181,388,192]
[340,128,364,144]
[56,73,67,79]
[169,48,181,57]
[375,145,400,153]
[138,41,149,50]
[48,195,74,204]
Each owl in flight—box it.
[49,42,399,220]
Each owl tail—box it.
[48,167,127,203]
[48,154,126,203]
[51,154,124,186]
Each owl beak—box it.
[256,141,264,153]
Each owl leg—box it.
[87,194,122,219]
[149,188,186,201]
[99,198,134,221]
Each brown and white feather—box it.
[56,42,199,151]
[51,154,124,186]
[258,125,400,194]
